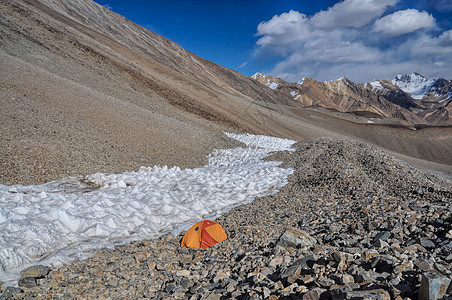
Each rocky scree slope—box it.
[0,0,297,185]
[4,139,451,299]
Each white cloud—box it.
[253,2,452,82]
[311,0,398,29]
[256,10,310,47]
[437,30,452,47]
[238,61,248,68]
[102,4,113,10]
[374,9,435,36]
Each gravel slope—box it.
[4,138,451,299]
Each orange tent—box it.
[181,220,227,249]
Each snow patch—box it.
[0,133,296,286]
[290,91,301,100]
[369,80,383,90]
[269,82,278,90]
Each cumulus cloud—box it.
[256,11,310,47]
[373,9,435,36]
[253,1,452,82]
[437,30,452,46]
[311,0,398,29]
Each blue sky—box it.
[96,0,452,83]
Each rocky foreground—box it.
[1,138,451,299]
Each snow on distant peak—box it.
[297,78,305,85]
[290,91,301,100]
[269,82,278,90]
[369,80,383,90]
[392,73,436,99]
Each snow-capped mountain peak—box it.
[392,73,436,100]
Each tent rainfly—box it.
[181,220,227,249]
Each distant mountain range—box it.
[251,72,452,126]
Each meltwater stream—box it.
[0,133,295,285]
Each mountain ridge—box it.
[251,72,452,126]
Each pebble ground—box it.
[1,138,451,299]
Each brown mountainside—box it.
[1,0,451,185]
[251,73,452,126]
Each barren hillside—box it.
[1,0,451,185]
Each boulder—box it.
[20,265,50,279]
[418,272,451,300]
[276,227,316,248]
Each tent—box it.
[181,220,227,249]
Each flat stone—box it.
[345,289,391,300]
[418,272,451,300]
[269,256,284,268]
[394,261,414,274]
[339,274,354,285]
[332,251,353,263]
[276,227,316,248]
[414,259,435,272]
[281,255,316,278]
[419,238,435,249]
[373,231,391,242]
[20,265,50,278]
[302,288,326,300]
[175,269,191,277]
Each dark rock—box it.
[281,255,317,279]
[164,283,176,294]
[18,277,37,288]
[414,259,435,272]
[372,256,394,273]
[372,239,389,249]
[373,231,391,242]
[418,272,451,300]
[419,238,435,249]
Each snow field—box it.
[0,133,296,285]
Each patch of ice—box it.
[297,78,305,85]
[369,80,383,90]
[0,133,296,286]
[269,82,278,90]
